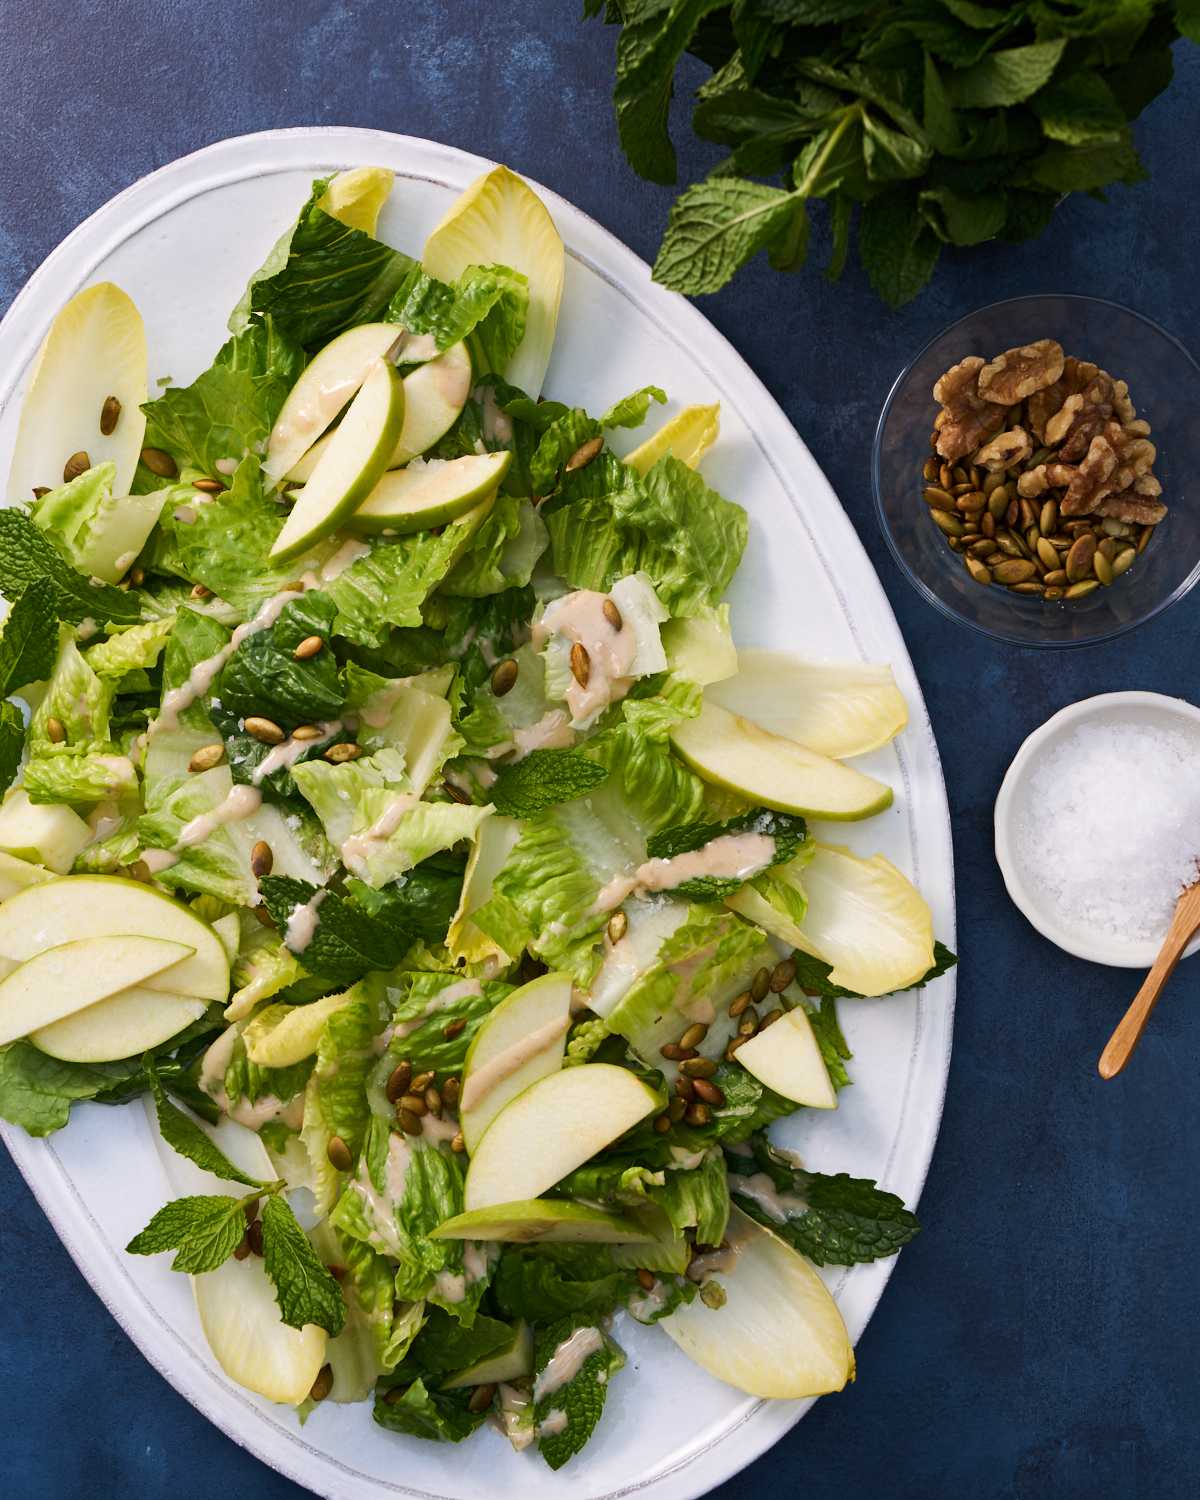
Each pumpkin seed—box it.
[923,486,955,509]
[602,598,623,630]
[325,743,363,762]
[1093,551,1114,586]
[192,477,225,493]
[327,1136,352,1172]
[1065,534,1096,582]
[140,447,177,477]
[1018,497,1037,530]
[653,1112,672,1133]
[939,463,954,490]
[1111,546,1137,577]
[956,492,987,514]
[411,1071,436,1093]
[992,559,1037,584]
[1137,524,1155,554]
[189,582,213,599]
[737,1011,759,1037]
[309,1364,334,1403]
[923,457,939,483]
[1008,582,1046,595]
[966,558,991,585]
[679,1022,709,1050]
[759,1009,783,1031]
[987,487,1009,520]
[569,641,590,685]
[952,466,969,486]
[674,1075,696,1102]
[982,470,1007,496]
[1044,586,1065,599]
[425,1086,443,1119]
[188,743,224,772]
[245,716,285,745]
[291,725,322,740]
[399,1109,423,1136]
[1100,517,1135,538]
[660,1043,696,1061]
[1004,499,1019,528]
[451,1131,465,1152]
[399,1093,428,1117]
[769,958,796,992]
[981,512,996,539]
[250,841,273,879]
[969,465,982,490]
[129,566,145,586]
[566,436,603,472]
[491,658,518,696]
[607,910,628,943]
[45,717,66,744]
[100,395,122,435]
[1039,498,1058,535]
[1026,525,1041,551]
[724,1035,751,1061]
[31,487,49,500]
[1042,569,1068,587]
[386,1061,413,1102]
[693,1078,725,1107]
[968,540,994,560]
[1065,579,1101,598]
[667,1095,687,1123]
[995,532,1025,559]
[1036,538,1059,570]
[750,967,770,1002]
[963,521,980,535]
[63,451,90,483]
[441,1077,461,1108]
[684,1102,713,1127]
[293,635,324,660]
[728,990,752,1018]
[678,1056,718,1079]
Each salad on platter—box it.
[0,163,955,1468]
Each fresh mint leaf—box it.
[345,852,466,948]
[491,749,610,816]
[858,185,942,309]
[260,875,413,981]
[1027,135,1147,193]
[946,38,1067,108]
[809,996,853,1091]
[0,509,140,627]
[653,177,801,295]
[792,941,958,1000]
[145,1054,277,1189]
[216,591,343,728]
[730,1165,922,1266]
[1032,69,1128,146]
[260,1192,347,1336]
[125,1193,251,1274]
[372,1377,485,1443]
[0,578,58,695]
[644,807,808,899]
[534,1313,624,1470]
[0,702,24,797]
[918,182,1008,245]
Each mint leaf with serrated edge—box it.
[145,1054,278,1189]
[0,702,24,797]
[259,875,413,982]
[534,1313,624,1470]
[126,1193,253,1274]
[792,941,958,1000]
[260,1193,346,1336]
[653,177,801,295]
[644,807,807,899]
[0,509,140,627]
[490,749,609,817]
[0,578,58,695]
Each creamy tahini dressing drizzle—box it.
[392,977,483,1039]
[177,784,262,847]
[687,1221,754,1283]
[634,831,777,895]
[341,792,421,875]
[457,1011,572,1114]
[320,538,372,581]
[512,710,574,759]
[533,1325,604,1401]
[284,889,327,953]
[538,1410,569,1436]
[152,587,302,733]
[199,1023,240,1099]
[228,1091,306,1131]
[251,720,342,785]
[140,848,180,873]
[731,1171,808,1225]
[533,591,636,726]
[434,351,473,410]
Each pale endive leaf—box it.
[797,843,934,997]
[660,1206,853,1398]
[422,166,564,397]
[624,402,720,477]
[707,649,908,759]
[317,166,394,237]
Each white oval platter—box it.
[0,128,956,1500]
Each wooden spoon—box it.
[1099,878,1200,1078]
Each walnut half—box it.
[976,339,1065,405]
[931,355,1007,463]
[976,426,1032,473]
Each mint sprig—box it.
[144,1055,277,1189]
[260,1194,347,1336]
[490,749,609,817]
[126,1193,257,1274]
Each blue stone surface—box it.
[2,5,1199,1497]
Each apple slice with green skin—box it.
[269,357,405,564]
[0,873,229,1003]
[464,1063,661,1212]
[348,451,511,536]
[734,1006,837,1109]
[30,984,209,1062]
[432,1199,659,1245]
[7,281,147,507]
[660,1205,853,1398]
[0,935,196,1047]
[284,341,474,484]
[263,322,400,485]
[459,971,573,1154]
[441,1320,533,1390]
[670,700,893,821]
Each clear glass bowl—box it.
[872,294,1200,648]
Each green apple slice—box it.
[349,451,511,536]
[0,849,56,903]
[285,340,474,483]
[0,935,195,1046]
[670,701,893,821]
[30,984,209,1062]
[464,1063,660,1212]
[706,648,908,759]
[0,874,229,1003]
[660,1206,854,1398]
[734,1007,837,1108]
[441,1320,534,1389]
[7,281,147,507]
[269,357,405,564]
[459,971,572,1154]
[0,791,92,875]
[432,1199,658,1245]
[263,322,400,484]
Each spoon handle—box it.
[1099,883,1200,1079]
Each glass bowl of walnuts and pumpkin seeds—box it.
[872,294,1200,648]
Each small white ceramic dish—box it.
[995,691,1200,968]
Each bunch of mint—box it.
[585,1,1199,307]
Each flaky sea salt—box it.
[1019,719,1200,943]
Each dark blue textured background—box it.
[2,4,1198,1496]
